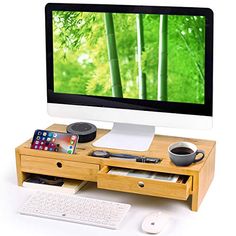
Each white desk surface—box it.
[1,172,231,236]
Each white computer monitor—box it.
[46,3,213,151]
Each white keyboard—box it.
[18,191,131,229]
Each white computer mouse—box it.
[141,211,169,234]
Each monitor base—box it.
[93,123,155,151]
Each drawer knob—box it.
[138,181,145,188]
[56,162,62,168]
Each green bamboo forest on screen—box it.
[53,11,205,104]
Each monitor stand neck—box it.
[93,123,155,151]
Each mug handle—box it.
[193,150,205,163]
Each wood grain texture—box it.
[191,144,216,211]
[17,124,215,174]
[15,123,216,211]
[15,149,24,186]
[21,155,99,182]
[97,166,192,200]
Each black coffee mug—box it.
[168,142,205,166]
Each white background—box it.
[0,0,235,235]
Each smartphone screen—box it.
[31,130,78,154]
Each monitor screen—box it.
[53,11,205,104]
[46,4,213,117]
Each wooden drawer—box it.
[97,166,192,200]
[21,155,99,182]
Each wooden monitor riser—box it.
[15,124,216,211]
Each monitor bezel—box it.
[45,3,213,116]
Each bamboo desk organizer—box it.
[15,124,216,211]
